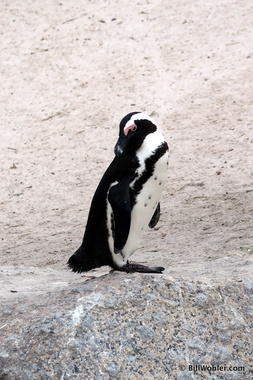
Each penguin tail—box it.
[67,246,101,273]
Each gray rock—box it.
[0,273,252,380]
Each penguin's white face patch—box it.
[129,112,156,125]
[123,113,157,135]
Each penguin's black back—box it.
[68,152,138,272]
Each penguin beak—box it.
[114,135,127,156]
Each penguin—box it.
[68,111,169,274]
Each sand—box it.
[1,0,253,299]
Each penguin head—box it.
[114,112,158,156]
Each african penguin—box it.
[68,112,169,273]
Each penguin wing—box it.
[108,178,132,253]
[149,203,161,228]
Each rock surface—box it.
[0,272,252,380]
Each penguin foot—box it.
[119,261,165,274]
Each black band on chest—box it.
[130,141,168,205]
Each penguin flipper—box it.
[149,202,161,228]
[108,179,131,253]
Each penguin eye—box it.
[132,125,137,132]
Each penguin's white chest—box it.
[121,150,168,260]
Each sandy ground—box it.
[1,0,253,300]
